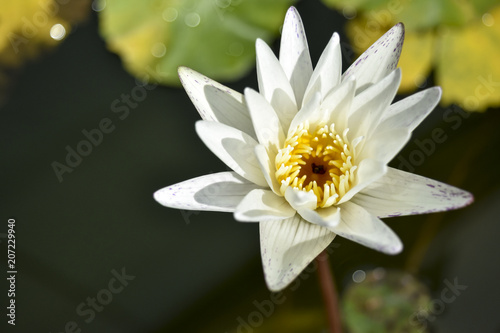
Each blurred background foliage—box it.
[98,0,294,85]
[0,0,91,105]
[1,0,499,332]
[3,0,500,111]
[322,0,500,111]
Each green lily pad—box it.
[323,0,486,30]
[321,0,388,12]
[470,0,500,14]
[99,0,293,86]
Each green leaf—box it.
[395,0,443,30]
[321,0,388,12]
[99,0,294,86]
[469,0,500,15]
[392,0,472,30]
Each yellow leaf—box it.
[345,14,390,55]
[345,15,434,94]
[437,6,500,111]
[0,0,76,66]
[398,30,435,93]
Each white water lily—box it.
[154,7,473,291]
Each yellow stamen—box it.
[275,121,357,208]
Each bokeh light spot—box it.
[163,8,178,22]
[352,270,366,283]
[151,43,167,58]
[50,24,66,41]
[343,6,357,19]
[482,13,494,27]
[216,0,231,9]
[92,0,106,12]
[185,12,201,27]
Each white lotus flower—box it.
[154,7,473,291]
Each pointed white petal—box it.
[358,127,411,164]
[154,172,261,212]
[244,88,285,152]
[260,215,335,291]
[287,92,321,136]
[279,6,313,107]
[334,201,402,254]
[321,76,356,130]
[338,158,387,204]
[256,38,298,130]
[352,167,474,218]
[377,87,442,133]
[343,23,405,92]
[255,144,281,195]
[303,33,342,107]
[196,121,267,187]
[348,68,402,139]
[284,187,341,228]
[178,67,255,138]
[234,189,295,222]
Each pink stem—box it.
[316,250,343,333]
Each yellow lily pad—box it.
[398,30,435,92]
[324,0,500,111]
[345,14,434,94]
[0,0,91,105]
[437,6,500,111]
[0,0,74,66]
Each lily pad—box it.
[342,269,431,333]
[99,0,293,86]
[321,0,388,12]
[397,30,435,92]
[324,0,500,111]
[393,0,472,30]
[437,5,500,111]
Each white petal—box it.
[303,33,342,107]
[358,127,411,164]
[260,215,335,291]
[287,92,321,136]
[352,167,474,218]
[178,67,255,138]
[333,201,402,254]
[195,121,267,187]
[298,206,341,229]
[255,144,281,195]
[256,38,298,130]
[338,158,387,204]
[284,187,341,228]
[348,68,402,139]
[321,76,356,130]
[279,6,313,107]
[234,189,295,222]
[343,23,405,93]
[377,87,442,133]
[284,187,317,211]
[154,172,261,212]
[244,88,285,152]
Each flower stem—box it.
[316,250,343,333]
